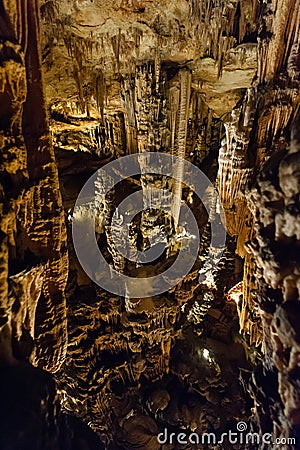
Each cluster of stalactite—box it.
[51,113,126,159]
[40,0,260,118]
[189,0,258,75]
[43,4,256,441]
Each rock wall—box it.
[0,0,68,372]
[215,0,300,445]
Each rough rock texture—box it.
[215,0,300,446]
[0,0,300,449]
[0,0,68,372]
[0,1,105,448]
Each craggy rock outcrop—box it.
[216,0,300,446]
[245,113,300,446]
[0,1,68,371]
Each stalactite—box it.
[95,69,106,119]
[258,0,300,82]
[111,29,122,73]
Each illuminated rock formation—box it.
[0,0,68,373]
[0,0,299,449]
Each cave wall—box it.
[0,2,106,448]
[0,0,68,371]
[0,0,300,449]
[215,1,300,443]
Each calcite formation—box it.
[0,0,68,373]
[0,0,300,449]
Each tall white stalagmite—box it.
[171,69,192,227]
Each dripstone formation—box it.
[0,0,299,449]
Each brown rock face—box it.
[0,1,68,371]
[0,0,300,449]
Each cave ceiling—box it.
[0,0,300,449]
